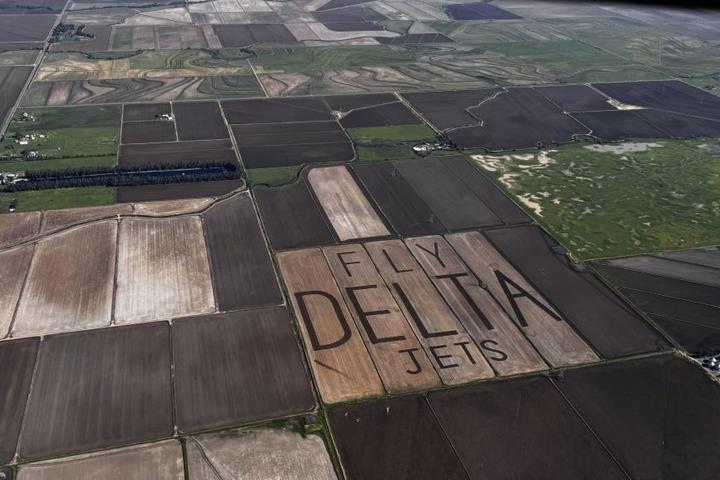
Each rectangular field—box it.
[407,235,547,376]
[0,15,56,42]
[19,323,174,461]
[202,193,283,311]
[0,246,33,337]
[172,307,315,432]
[307,166,389,241]
[121,120,177,144]
[173,101,229,141]
[323,244,441,393]
[114,216,215,324]
[12,221,117,338]
[118,139,236,168]
[0,211,41,248]
[116,179,243,203]
[365,239,494,385]
[277,248,383,404]
[0,66,32,131]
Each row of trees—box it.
[24,160,238,180]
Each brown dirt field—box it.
[406,235,547,376]
[131,198,214,216]
[0,245,33,338]
[277,248,383,404]
[12,221,117,338]
[114,216,215,325]
[446,231,599,367]
[307,166,389,241]
[323,244,440,394]
[40,204,133,234]
[0,212,41,248]
[365,239,495,385]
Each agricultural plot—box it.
[401,88,499,130]
[449,87,588,150]
[0,338,38,464]
[485,225,666,358]
[572,110,664,142]
[117,138,236,168]
[212,24,298,47]
[429,377,627,479]
[0,0,67,14]
[0,212,40,247]
[223,97,355,168]
[406,235,547,376]
[253,179,336,250]
[329,395,468,480]
[327,93,421,129]
[0,246,33,336]
[0,66,33,133]
[19,323,174,460]
[40,203,132,232]
[172,307,315,432]
[472,138,720,259]
[0,186,116,214]
[323,244,441,393]
[121,120,176,144]
[186,427,337,480]
[277,248,384,404]
[444,2,521,20]
[202,193,283,311]
[108,26,213,51]
[12,221,116,338]
[17,441,184,480]
[0,15,56,43]
[173,101,229,141]
[446,231,597,367]
[0,50,40,66]
[114,216,215,324]
[595,248,720,355]
[535,84,612,112]
[554,355,720,480]
[116,179,243,202]
[307,166,389,241]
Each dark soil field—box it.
[172,307,315,433]
[554,355,720,479]
[352,162,446,236]
[118,139,236,168]
[232,121,347,147]
[253,180,336,250]
[376,34,454,45]
[0,15,56,42]
[173,101,229,141]
[19,323,173,461]
[116,179,243,202]
[323,93,396,112]
[222,97,333,124]
[121,120,176,144]
[593,80,720,121]
[314,5,385,23]
[393,158,502,230]
[123,103,171,122]
[452,87,588,150]
[339,102,422,128]
[0,338,38,464]
[429,377,626,479]
[277,248,384,404]
[238,142,354,169]
[316,0,374,11]
[444,2,522,20]
[634,110,720,138]
[485,225,667,358]
[535,84,613,112]
[329,395,469,480]
[401,88,499,130]
[0,0,67,14]
[212,24,298,48]
[322,21,383,32]
[50,26,111,53]
[202,193,283,311]
[0,66,32,129]
[572,110,664,141]
[596,250,720,354]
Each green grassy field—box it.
[252,46,418,74]
[246,166,302,187]
[348,124,436,162]
[0,186,116,213]
[1,106,120,163]
[471,139,720,260]
[0,155,116,173]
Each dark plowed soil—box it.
[123,102,171,122]
[121,120,176,144]
[573,110,665,141]
[535,84,613,112]
[173,101,229,141]
[116,179,243,202]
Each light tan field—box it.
[277,248,383,404]
[131,198,215,216]
[18,440,184,480]
[41,204,133,234]
[0,212,41,248]
[406,235,547,376]
[114,216,215,324]
[446,231,599,367]
[323,244,440,393]
[365,239,495,385]
[13,221,117,338]
[308,166,389,241]
[0,245,33,337]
